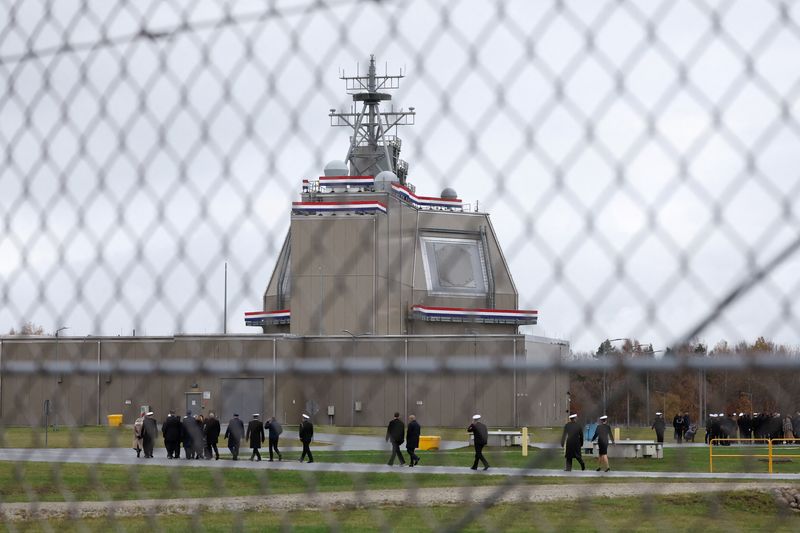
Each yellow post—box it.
[709,438,713,473]
[769,439,773,474]
[613,427,620,441]
[521,427,529,457]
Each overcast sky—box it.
[1,0,799,352]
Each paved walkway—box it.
[2,447,800,481]
[0,482,786,521]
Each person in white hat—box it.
[299,414,314,463]
[467,414,489,470]
[651,412,665,444]
[591,415,615,472]
[560,413,585,471]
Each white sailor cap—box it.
[145,411,154,416]
[599,415,608,420]
[302,414,310,419]
[472,414,481,420]
[710,414,717,417]
[655,412,662,416]
[252,413,260,417]
[739,413,744,416]
[569,413,577,419]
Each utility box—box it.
[354,401,362,412]
[327,405,335,416]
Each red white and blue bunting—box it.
[410,305,538,325]
[292,201,388,215]
[391,183,463,211]
[245,309,291,327]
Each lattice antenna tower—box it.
[329,55,415,182]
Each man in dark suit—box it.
[561,413,585,471]
[264,416,283,462]
[468,414,489,471]
[162,410,182,459]
[246,413,265,461]
[651,412,665,443]
[299,413,314,463]
[204,412,221,460]
[181,411,198,459]
[224,413,244,460]
[141,411,159,459]
[385,412,406,466]
[406,414,421,467]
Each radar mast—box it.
[329,55,415,182]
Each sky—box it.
[1,0,799,352]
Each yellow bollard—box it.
[613,427,620,441]
[521,427,529,456]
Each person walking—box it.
[192,414,205,460]
[651,412,665,443]
[204,412,221,460]
[246,413,265,461]
[561,413,585,471]
[264,416,283,461]
[225,413,245,460]
[141,411,159,458]
[299,413,314,463]
[783,415,794,443]
[132,413,144,458]
[406,414,421,467]
[162,410,182,459]
[386,412,406,466]
[181,411,197,459]
[673,413,684,443]
[467,414,490,471]
[590,415,615,472]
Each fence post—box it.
[709,438,713,473]
[768,439,773,474]
[521,427,528,457]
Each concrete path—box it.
[0,482,787,521]
[2,447,800,481]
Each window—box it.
[420,236,488,296]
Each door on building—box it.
[219,378,264,420]
[185,392,203,415]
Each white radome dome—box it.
[323,160,348,176]
[375,170,399,183]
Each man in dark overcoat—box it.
[246,413,265,461]
[162,410,182,459]
[406,414,421,467]
[386,412,406,466]
[224,413,245,460]
[651,412,665,443]
[560,413,585,471]
[204,412,221,460]
[264,416,283,461]
[299,413,314,463]
[181,411,199,459]
[468,414,490,470]
[141,411,159,459]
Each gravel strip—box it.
[0,482,787,522]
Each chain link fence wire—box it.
[2,0,800,530]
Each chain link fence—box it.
[2,0,800,530]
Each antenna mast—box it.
[329,55,415,181]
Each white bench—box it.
[592,439,663,459]
[469,430,523,447]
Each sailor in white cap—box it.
[651,412,665,444]
[141,411,159,459]
[590,415,615,472]
[560,413,585,471]
[246,413,265,461]
[299,414,314,463]
[467,414,489,470]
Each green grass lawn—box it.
[12,492,798,532]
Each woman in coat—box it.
[132,414,144,458]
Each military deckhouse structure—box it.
[250,56,537,337]
[0,58,569,429]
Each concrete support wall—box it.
[0,334,568,428]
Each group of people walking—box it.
[132,411,314,462]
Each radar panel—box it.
[420,236,488,296]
